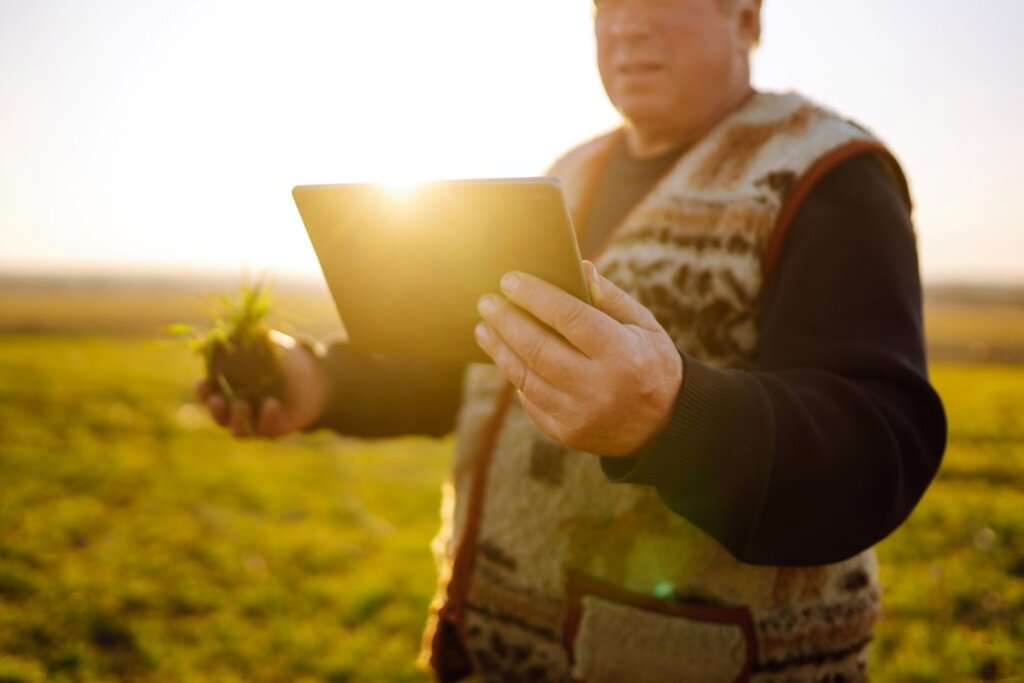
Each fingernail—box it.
[500,272,520,294]
[477,295,499,317]
[583,261,602,301]
[474,322,490,343]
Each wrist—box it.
[289,335,332,430]
[606,349,684,457]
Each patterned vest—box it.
[423,92,910,683]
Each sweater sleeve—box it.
[600,153,948,566]
[307,341,465,438]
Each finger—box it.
[257,397,287,438]
[475,322,564,413]
[517,389,572,448]
[582,261,661,331]
[498,271,622,358]
[207,393,229,427]
[477,294,584,384]
[229,400,254,439]
[195,378,211,402]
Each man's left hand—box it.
[475,261,683,456]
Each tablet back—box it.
[293,178,589,364]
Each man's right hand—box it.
[194,330,329,439]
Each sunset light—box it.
[1,0,1022,282]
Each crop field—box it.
[0,277,1022,682]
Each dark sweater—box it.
[311,149,947,566]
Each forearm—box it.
[308,341,464,437]
[603,353,945,565]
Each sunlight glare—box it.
[380,178,424,199]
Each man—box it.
[198,0,947,680]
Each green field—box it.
[0,280,1022,681]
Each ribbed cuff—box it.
[601,356,748,481]
[302,339,355,433]
[600,354,775,557]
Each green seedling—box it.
[170,280,285,435]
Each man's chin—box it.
[616,103,677,131]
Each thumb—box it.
[583,261,661,330]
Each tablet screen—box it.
[294,178,589,363]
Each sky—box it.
[1,0,1022,283]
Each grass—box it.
[874,364,1024,681]
[0,281,1022,681]
[0,336,446,682]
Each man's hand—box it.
[195,331,329,439]
[475,261,683,456]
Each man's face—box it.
[594,0,748,134]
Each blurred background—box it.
[1,1,1022,681]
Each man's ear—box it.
[735,0,762,52]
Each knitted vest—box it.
[423,92,910,683]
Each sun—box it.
[380,177,425,197]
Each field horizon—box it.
[2,272,1024,364]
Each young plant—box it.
[170,280,285,432]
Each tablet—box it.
[293,178,590,364]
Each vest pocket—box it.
[565,571,756,683]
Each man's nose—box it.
[609,10,653,40]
